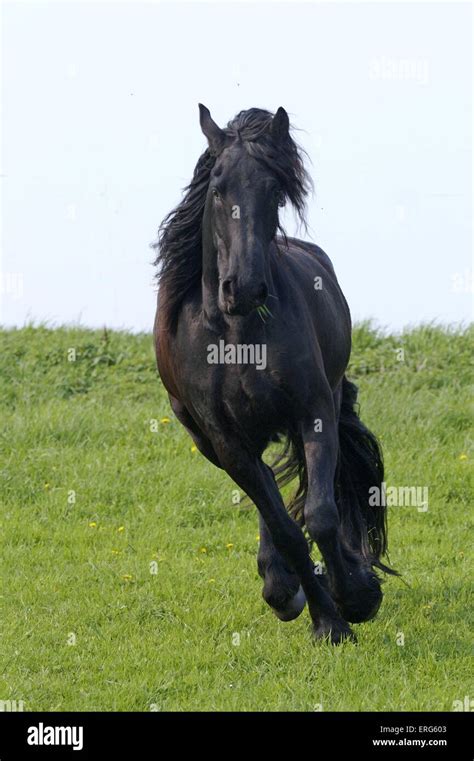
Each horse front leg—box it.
[301,399,383,624]
[217,442,354,644]
[169,394,222,468]
[257,514,306,621]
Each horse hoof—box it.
[312,619,356,645]
[336,569,383,623]
[271,586,306,622]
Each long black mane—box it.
[153,108,312,329]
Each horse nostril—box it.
[256,283,268,303]
[222,278,234,298]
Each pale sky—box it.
[1,1,472,332]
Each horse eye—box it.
[275,189,285,207]
[212,187,220,199]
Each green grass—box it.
[0,323,472,711]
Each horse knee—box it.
[305,503,339,548]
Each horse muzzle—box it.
[220,278,268,316]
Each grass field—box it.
[1,323,472,712]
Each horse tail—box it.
[272,376,396,575]
[335,376,397,574]
[271,435,308,527]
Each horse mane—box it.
[153,108,312,330]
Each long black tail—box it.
[272,376,396,575]
[336,377,396,574]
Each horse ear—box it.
[271,107,290,145]
[198,104,228,155]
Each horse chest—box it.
[218,365,289,427]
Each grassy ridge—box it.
[0,323,472,711]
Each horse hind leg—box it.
[301,400,383,626]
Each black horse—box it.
[154,105,395,643]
